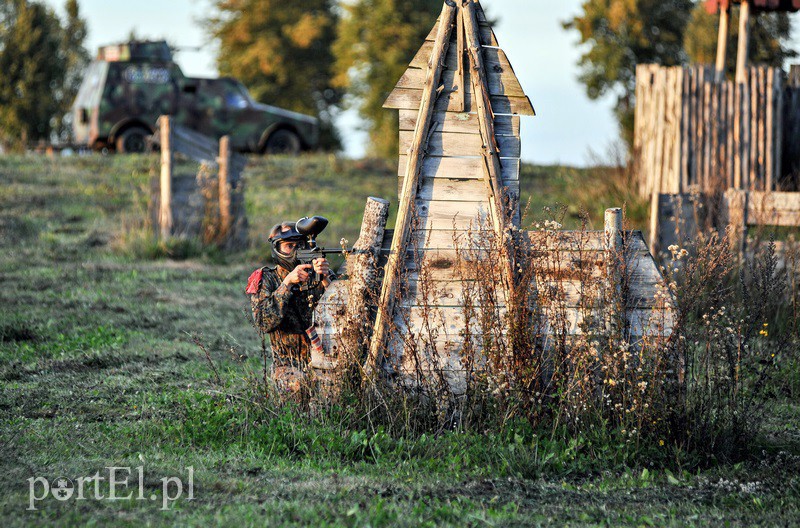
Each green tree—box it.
[684,3,796,73]
[563,0,694,148]
[207,0,343,150]
[332,0,440,159]
[55,0,90,142]
[0,0,66,150]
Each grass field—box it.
[1,154,798,526]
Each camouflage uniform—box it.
[247,265,326,393]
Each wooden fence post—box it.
[218,135,232,239]
[715,4,730,83]
[159,115,173,239]
[723,188,748,256]
[342,197,391,359]
[735,0,750,85]
[605,208,623,252]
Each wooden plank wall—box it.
[783,65,800,190]
[634,64,786,198]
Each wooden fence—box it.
[634,64,795,197]
[150,116,248,249]
[784,65,800,184]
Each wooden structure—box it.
[635,63,800,254]
[312,1,673,396]
[635,64,791,198]
[150,116,248,249]
[638,1,800,255]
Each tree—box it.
[332,0,441,159]
[55,0,90,142]
[684,3,796,72]
[207,0,343,150]
[0,0,66,150]
[563,0,694,148]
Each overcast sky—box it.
[43,0,800,166]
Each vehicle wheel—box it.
[264,129,301,155]
[116,127,150,154]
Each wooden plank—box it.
[412,41,506,71]
[426,18,498,46]
[415,199,490,220]
[774,68,783,189]
[394,64,527,97]
[765,67,774,191]
[727,80,735,188]
[399,130,520,157]
[397,155,519,180]
[680,67,690,191]
[394,306,673,337]
[398,109,519,136]
[399,277,665,309]
[746,191,800,226]
[415,177,520,202]
[385,87,533,115]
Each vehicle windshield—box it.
[223,81,253,109]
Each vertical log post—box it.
[735,0,750,86]
[604,207,625,333]
[218,135,232,240]
[723,188,748,257]
[159,115,173,239]
[715,1,730,83]
[365,1,457,378]
[605,207,623,252]
[342,197,391,358]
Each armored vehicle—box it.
[72,40,319,154]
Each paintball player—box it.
[246,221,333,397]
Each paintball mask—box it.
[268,222,305,271]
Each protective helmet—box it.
[268,222,305,270]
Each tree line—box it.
[1,1,795,156]
[0,0,88,151]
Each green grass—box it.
[1,154,798,526]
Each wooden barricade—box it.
[150,116,248,250]
[634,64,789,198]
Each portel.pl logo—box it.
[28,466,194,511]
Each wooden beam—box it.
[365,0,457,378]
[715,4,730,82]
[463,0,516,300]
[455,7,466,112]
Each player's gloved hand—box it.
[283,264,313,285]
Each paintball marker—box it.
[295,216,358,290]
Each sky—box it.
[43,0,800,167]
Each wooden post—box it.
[341,197,391,359]
[365,0,457,377]
[735,0,750,85]
[159,115,173,239]
[605,208,623,252]
[723,188,748,256]
[218,135,232,239]
[715,2,730,83]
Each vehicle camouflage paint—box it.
[72,40,319,154]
